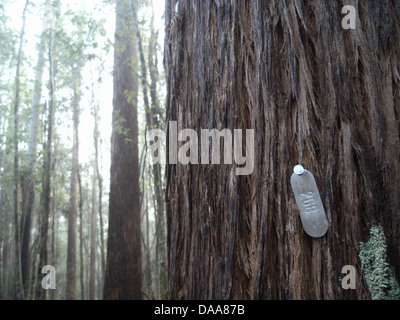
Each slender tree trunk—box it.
[97,170,105,282]
[0,117,3,300]
[13,0,29,300]
[49,185,56,300]
[28,232,39,299]
[78,170,84,300]
[0,104,10,299]
[141,170,153,296]
[93,98,105,287]
[0,188,9,298]
[103,0,142,300]
[0,135,5,299]
[2,230,10,298]
[0,190,3,300]
[145,185,152,294]
[89,168,97,300]
[97,169,105,281]
[20,18,47,296]
[148,6,167,300]
[130,0,166,299]
[66,74,82,301]
[37,27,55,300]
[66,27,86,300]
[148,2,162,127]
[165,0,400,300]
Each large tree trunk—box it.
[165,0,400,300]
[13,0,30,300]
[103,0,142,300]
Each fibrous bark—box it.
[165,0,400,300]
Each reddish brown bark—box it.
[165,0,400,300]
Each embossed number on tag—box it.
[291,169,329,238]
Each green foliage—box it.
[113,109,132,143]
[359,225,400,300]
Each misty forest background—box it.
[0,0,166,300]
[1,0,400,301]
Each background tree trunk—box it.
[13,0,30,300]
[20,18,46,296]
[103,0,142,300]
[148,8,167,300]
[37,27,55,300]
[89,168,97,300]
[165,0,400,300]
[78,170,84,300]
[49,169,57,301]
[93,98,105,287]
[130,0,166,298]
[66,58,83,301]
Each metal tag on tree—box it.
[291,165,329,238]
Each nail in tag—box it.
[291,166,329,238]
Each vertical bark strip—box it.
[165,0,400,300]
[103,0,142,300]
